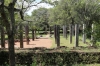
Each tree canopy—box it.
[32,7,49,30]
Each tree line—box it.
[32,0,100,47]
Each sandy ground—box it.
[0,35,52,48]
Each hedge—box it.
[0,49,100,66]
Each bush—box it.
[1,49,100,65]
[0,51,9,65]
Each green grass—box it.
[51,34,90,48]
[50,34,100,52]
[73,63,100,66]
[86,64,100,66]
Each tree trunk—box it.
[69,24,73,44]
[0,2,15,66]
[32,29,34,41]
[20,24,23,48]
[54,25,57,44]
[56,25,60,47]
[8,32,15,66]
[8,3,16,66]
[75,24,79,47]
[1,26,5,48]
[83,24,86,43]
[25,25,29,44]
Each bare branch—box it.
[23,4,37,9]
[19,10,24,20]
[22,1,41,14]
[18,1,42,21]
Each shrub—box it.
[0,49,100,65]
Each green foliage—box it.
[92,23,100,46]
[48,7,61,25]
[43,0,58,6]
[48,0,100,24]
[0,51,9,65]
[1,49,100,65]
[4,0,12,6]
[31,7,49,30]
[73,0,100,24]
[48,0,100,46]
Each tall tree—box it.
[0,0,45,65]
[32,7,49,31]
[0,0,16,65]
[73,0,100,46]
[0,26,5,48]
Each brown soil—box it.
[0,35,52,48]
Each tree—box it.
[0,0,16,65]
[48,7,61,46]
[48,0,100,47]
[73,0,100,46]
[31,7,50,38]
[0,0,45,65]
[0,26,5,48]
[48,0,75,45]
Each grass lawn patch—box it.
[51,34,89,48]
[73,63,100,66]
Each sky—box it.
[35,0,41,2]
[25,0,53,16]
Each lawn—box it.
[73,63,100,66]
[51,34,89,48]
[50,34,100,52]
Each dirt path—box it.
[0,35,52,48]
